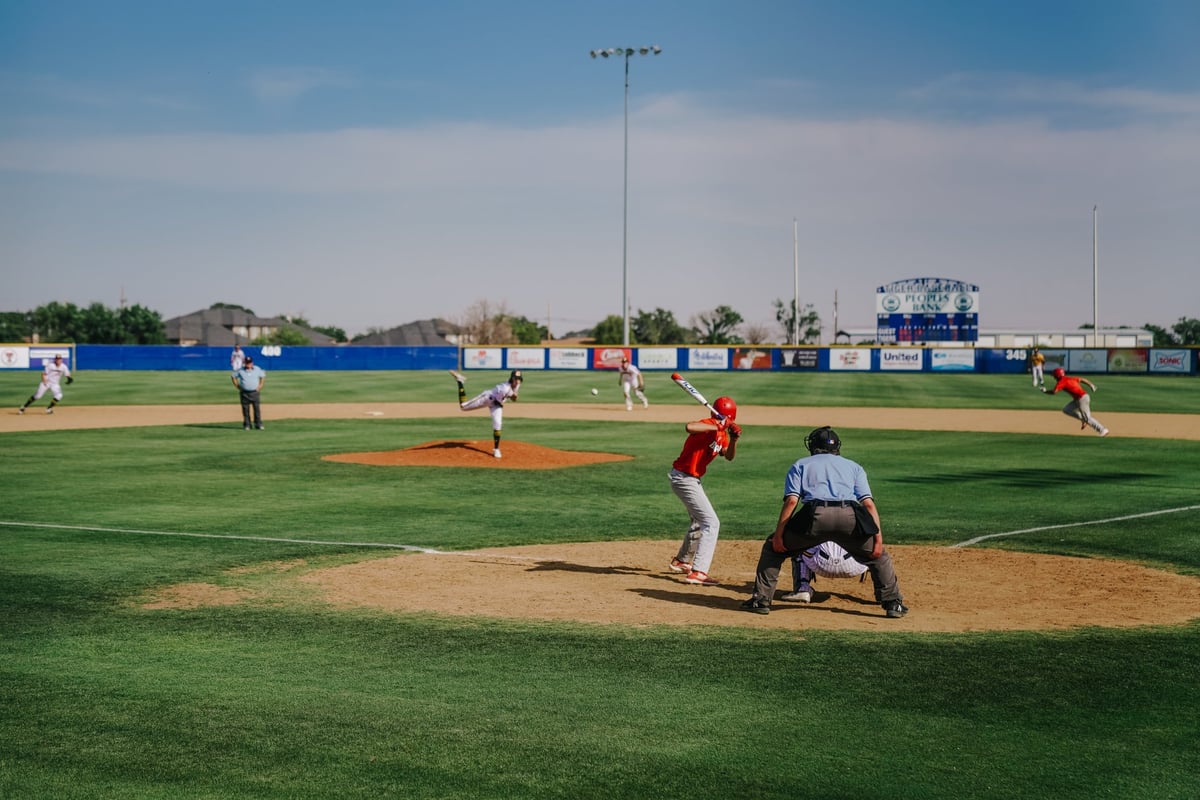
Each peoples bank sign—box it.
[876,277,980,315]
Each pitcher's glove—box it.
[66,376,74,384]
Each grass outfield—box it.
[2,373,1199,799]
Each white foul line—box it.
[952,505,1200,547]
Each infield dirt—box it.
[12,401,1198,633]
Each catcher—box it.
[780,541,868,602]
[618,356,648,411]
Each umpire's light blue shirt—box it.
[234,365,265,391]
[783,453,873,502]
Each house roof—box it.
[163,308,336,346]
[351,318,460,346]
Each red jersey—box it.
[1049,375,1088,399]
[672,418,731,478]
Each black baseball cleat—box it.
[884,601,909,618]
[740,598,771,615]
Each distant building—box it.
[164,308,336,346]
[836,327,1153,348]
[350,318,463,347]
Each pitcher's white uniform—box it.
[461,380,519,430]
[451,369,523,458]
[618,358,648,411]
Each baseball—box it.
[590,388,599,396]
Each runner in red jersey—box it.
[1043,367,1109,436]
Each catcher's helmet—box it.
[509,370,523,384]
[805,426,841,455]
[1052,367,1066,378]
[713,396,737,421]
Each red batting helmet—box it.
[713,396,737,420]
[1052,367,1065,378]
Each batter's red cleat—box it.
[668,558,691,573]
[683,571,719,586]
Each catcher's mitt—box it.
[66,376,74,384]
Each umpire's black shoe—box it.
[884,601,909,618]
[740,598,770,615]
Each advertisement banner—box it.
[1067,349,1108,373]
[30,347,71,367]
[930,349,976,371]
[1107,349,1148,373]
[780,348,819,370]
[463,348,503,369]
[731,347,772,370]
[1149,349,1192,374]
[636,348,678,370]
[0,346,31,369]
[687,348,729,370]
[879,348,924,371]
[547,348,589,369]
[829,347,871,371]
[592,347,629,369]
[506,348,546,370]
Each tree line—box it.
[0,302,167,344]
[3,298,1195,348]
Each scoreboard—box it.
[876,277,979,343]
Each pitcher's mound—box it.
[322,440,633,469]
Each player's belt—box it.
[808,499,857,507]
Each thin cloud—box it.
[246,67,356,103]
[907,72,1200,117]
[0,71,195,112]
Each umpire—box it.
[231,355,266,430]
[740,426,908,618]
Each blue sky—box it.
[2,0,1197,338]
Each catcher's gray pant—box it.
[752,505,902,605]
[792,544,868,590]
[1062,395,1105,433]
[668,469,719,574]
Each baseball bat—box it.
[670,372,725,420]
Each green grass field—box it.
[2,372,1199,799]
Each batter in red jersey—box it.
[1042,367,1109,436]
[666,397,740,586]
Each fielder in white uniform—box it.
[781,541,868,602]
[18,354,72,415]
[451,369,522,458]
[618,357,648,411]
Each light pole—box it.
[792,218,799,346]
[1092,205,1099,348]
[590,45,662,346]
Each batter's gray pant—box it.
[668,469,719,574]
